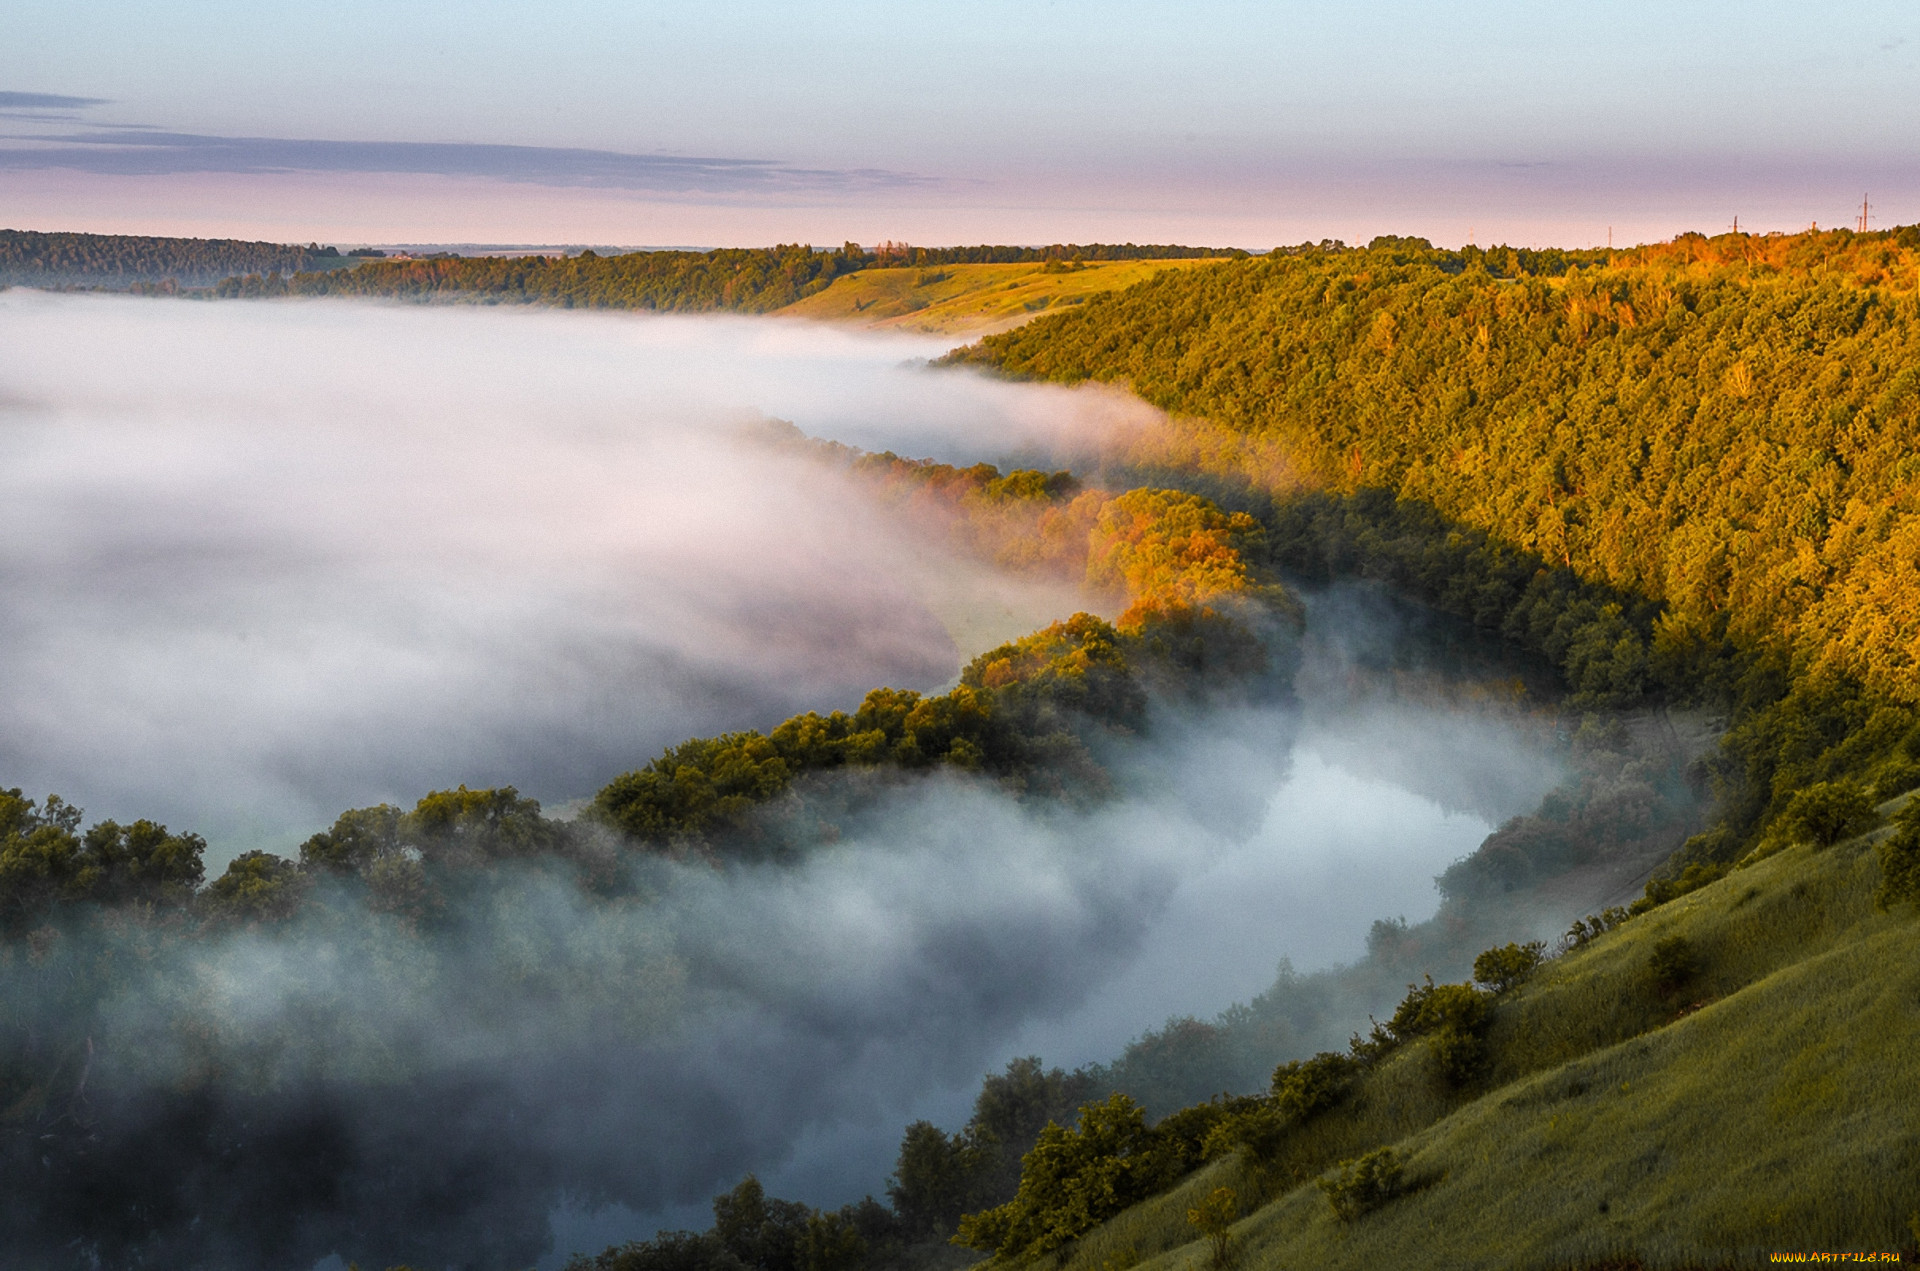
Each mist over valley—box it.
[10,0,1920,1256]
[0,293,1146,856]
[0,292,1628,1269]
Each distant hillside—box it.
[2,228,1241,333]
[218,240,1238,323]
[244,242,855,311]
[778,259,1220,335]
[0,228,344,288]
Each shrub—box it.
[1271,1051,1359,1120]
[1317,1147,1405,1222]
[1152,1097,1259,1175]
[952,1093,1176,1260]
[1428,1024,1489,1087]
[1561,906,1631,951]
[1201,1100,1286,1169]
[1186,1186,1237,1268]
[1776,780,1877,849]
[1648,935,1698,994]
[1384,978,1491,1087]
[1385,977,1487,1040]
[1471,941,1546,993]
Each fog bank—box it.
[0,292,1146,858]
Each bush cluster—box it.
[952,1093,1243,1262]
[1316,1147,1406,1222]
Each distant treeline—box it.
[0,228,339,288]
[1267,235,1610,279]
[0,225,1757,302]
[866,241,1240,266]
[0,229,1240,303]
[212,241,1241,310]
[238,243,865,311]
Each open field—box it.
[779,259,1221,336]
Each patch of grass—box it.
[776,260,1217,336]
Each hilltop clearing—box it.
[778,260,1219,336]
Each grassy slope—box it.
[1044,798,1920,1269]
[778,260,1216,336]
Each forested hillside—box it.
[918,226,1920,1268]
[962,228,1920,702]
[591,442,1298,854]
[0,229,343,287]
[960,227,1920,865]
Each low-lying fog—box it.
[0,293,1566,1269]
[0,291,1149,855]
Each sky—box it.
[4,2,1920,254]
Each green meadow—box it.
[780,259,1218,336]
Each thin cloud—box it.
[0,89,112,123]
[0,90,110,109]
[0,126,932,194]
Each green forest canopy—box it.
[961,226,1920,710]
[0,229,342,287]
[956,226,1920,869]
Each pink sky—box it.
[7,163,1911,251]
